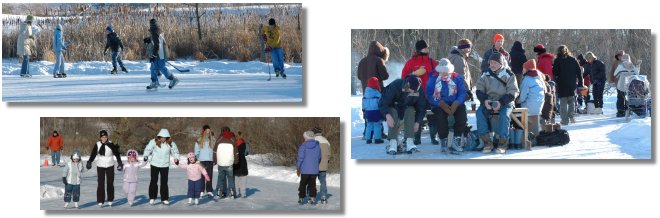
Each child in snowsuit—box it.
[122,149,148,206]
[362,77,384,144]
[62,150,86,209]
[176,152,210,205]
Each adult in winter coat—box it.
[46,130,64,166]
[86,130,123,207]
[362,77,384,144]
[534,43,555,80]
[585,52,607,114]
[425,59,467,153]
[448,38,474,95]
[379,75,427,153]
[143,129,180,205]
[62,150,86,209]
[552,45,583,125]
[401,40,438,145]
[213,127,236,199]
[476,53,519,154]
[312,127,331,204]
[357,41,390,92]
[233,131,249,198]
[509,41,528,86]
[613,54,642,117]
[296,131,321,205]
[194,125,215,198]
[17,15,36,77]
[263,18,286,78]
[480,34,510,73]
[52,24,67,77]
[517,59,546,135]
[146,19,179,89]
[103,26,127,73]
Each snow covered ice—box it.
[40,154,340,210]
[351,94,651,159]
[2,59,302,102]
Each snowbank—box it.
[40,185,64,200]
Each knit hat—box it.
[405,75,421,92]
[53,130,59,135]
[303,131,315,140]
[268,18,276,26]
[533,43,546,53]
[489,52,504,65]
[106,25,113,32]
[415,40,428,52]
[99,130,108,138]
[493,34,504,44]
[523,59,537,70]
[26,15,34,23]
[367,77,381,91]
[457,39,472,49]
[436,58,454,73]
[149,18,160,33]
[157,129,171,138]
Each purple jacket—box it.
[296,139,321,175]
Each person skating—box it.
[146,19,179,90]
[175,152,210,205]
[143,129,180,205]
[52,24,68,78]
[86,130,123,207]
[213,127,236,200]
[122,150,148,206]
[194,125,215,199]
[62,150,87,209]
[312,127,331,204]
[232,131,249,198]
[263,18,286,78]
[103,25,127,74]
[17,15,37,78]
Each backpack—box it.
[536,129,570,146]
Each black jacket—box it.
[552,55,584,98]
[105,32,124,52]
[587,59,607,82]
[378,79,427,123]
[232,141,249,176]
[509,41,527,75]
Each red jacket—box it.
[47,135,64,151]
[401,55,438,93]
[537,52,554,80]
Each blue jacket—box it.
[53,29,66,53]
[296,139,321,175]
[518,74,545,115]
[426,72,467,109]
[362,87,383,122]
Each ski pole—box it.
[166,61,190,72]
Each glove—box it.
[143,156,148,162]
[174,159,179,165]
[439,101,452,114]
[296,169,301,177]
[262,34,267,41]
[265,46,272,52]
[86,161,92,170]
[62,177,67,186]
[117,164,123,172]
[449,102,460,115]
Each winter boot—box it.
[413,131,421,145]
[298,198,304,205]
[374,139,384,144]
[366,139,372,144]
[387,139,398,154]
[121,66,128,73]
[405,138,417,152]
[111,67,117,74]
[450,136,464,154]
[496,137,509,154]
[440,138,448,153]
[168,76,180,89]
[480,134,494,153]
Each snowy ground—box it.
[40,154,340,210]
[2,59,302,102]
[351,95,652,159]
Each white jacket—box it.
[94,141,116,168]
[614,64,640,91]
[215,142,234,167]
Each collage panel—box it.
[2,3,303,102]
[40,117,340,211]
[351,29,652,160]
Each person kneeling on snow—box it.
[146,19,179,89]
[379,74,427,153]
[62,150,87,209]
[476,53,519,154]
[426,58,467,154]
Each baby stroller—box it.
[624,75,650,121]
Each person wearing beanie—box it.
[379,74,427,154]
[426,58,467,154]
[518,59,546,136]
[552,45,583,124]
[509,41,528,86]
[86,130,123,207]
[296,131,321,205]
[194,125,216,198]
[310,127,331,204]
[358,41,390,93]
[401,39,438,145]
[533,43,555,80]
[52,23,68,78]
[480,33,510,73]
[448,38,474,93]
[585,52,606,114]
[47,130,65,166]
[609,50,625,84]
[262,18,286,78]
[613,53,642,117]
[362,77,384,144]
[103,25,127,74]
[145,19,179,90]
[143,128,181,205]
[17,15,37,78]
[212,127,237,199]
[476,52,519,154]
